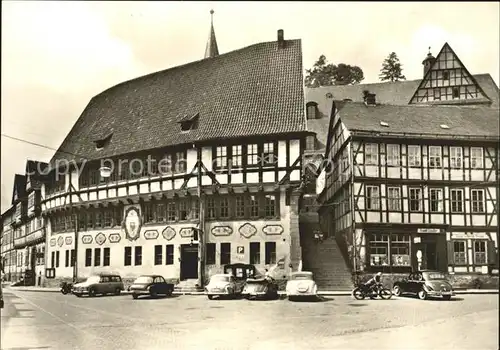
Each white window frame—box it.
[409,188,422,212]
[365,185,380,210]
[407,145,421,167]
[473,240,487,265]
[471,189,485,213]
[387,187,401,211]
[429,188,443,212]
[428,146,442,168]
[231,145,243,168]
[386,144,400,166]
[470,147,483,169]
[450,189,464,213]
[450,146,463,169]
[215,146,228,169]
[365,143,379,165]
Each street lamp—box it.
[72,166,111,283]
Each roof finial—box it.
[428,46,431,54]
[204,9,219,59]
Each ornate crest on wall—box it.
[262,225,284,236]
[144,230,159,240]
[109,233,121,243]
[211,226,233,237]
[50,238,56,247]
[82,235,93,244]
[122,205,142,241]
[239,223,257,238]
[65,236,73,245]
[162,226,176,241]
[57,236,64,247]
[95,232,106,245]
[180,227,195,238]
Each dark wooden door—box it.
[181,245,199,280]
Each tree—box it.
[379,52,406,82]
[305,55,364,87]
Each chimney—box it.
[277,29,285,49]
[364,93,376,106]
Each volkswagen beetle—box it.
[205,274,243,300]
[285,271,318,301]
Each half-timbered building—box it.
[40,25,311,289]
[313,43,499,288]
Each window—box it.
[387,187,401,211]
[369,233,389,266]
[166,245,174,265]
[231,145,242,169]
[453,241,467,265]
[249,195,259,218]
[175,151,187,173]
[94,248,101,266]
[265,242,276,264]
[178,201,188,221]
[473,241,487,264]
[452,87,459,99]
[134,246,142,266]
[262,142,276,166]
[103,210,112,227]
[160,154,173,175]
[56,251,60,268]
[206,243,216,265]
[154,245,162,265]
[247,144,259,166]
[450,147,463,169]
[390,234,410,266]
[157,203,166,222]
[65,250,70,267]
[124,247,132,266]
[71,249,75,267]
[85,249,92,267]
[167,203,176,221]
[409,188,422,211]
[190,200,199,220]
[470,148,483,169]
[220,197,229,218]
[235,196,245,218]
[215,146,228,169]
[221,243,231,265]
[442,71,449,80]
[365,144,378,165]
[103,248,110,266]
[95,212,103,229]
[144,203,155,223]
[433,88,441,100]
[429,188,443,212]
[306,103,317,119]
[51,251,55,268]
[450,189,464,213]
[429,146,442,168]
[471,189,485,213]
[366,186,380,210]
[265,195,276,217]
[207,198,216,219]
[250,242,260,264]
[386,144,400,166]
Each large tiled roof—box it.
[306,74,499,108]
[337,102,500,139]
[51,39,306,165]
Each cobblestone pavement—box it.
[1,289,498,350]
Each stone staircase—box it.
[174,279,203,293]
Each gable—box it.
[409,43,491,105]
[12,187,18,203]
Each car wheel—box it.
[114,288,121,296]
[392,285,402,297]
[418,289,427,300]
[132,294,138,300]
[88,288,96,297]
[150,290,158,298]
[166,289,173,297]
[442,295,451,301]
[207,295,213,300]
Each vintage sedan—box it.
[72,273,124,297]
[392,270,454,300]
[242,276,279,300]
[129,275,175,299]
[205,274,244,300]
[285,271,318,301]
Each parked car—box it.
[242,276,279,300]
[285,271,318,301]
[130,275,174,299]
[72,273,124,297]
[205,274,243,300]
[392,270,454,300]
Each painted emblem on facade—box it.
[109,233,121,243]
[239,223,257,238]
[95,232,106,246]
[123,206,142,241]
[50,238,56,247]
[57,236,64,247]
[211,226,233,237]
[82,235,93,244]
[65,236,73,245]
[144,230,159,240]
[262,225,284,236]
[162,226,176,241]
[180,227,195,238]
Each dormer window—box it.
[93,132,113,150]
[179,113,199,132]
[306,102,318,120]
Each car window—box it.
[415,273,423,281]
[154,277,165,283]
[408,273,414,280]
[100,276,109,283]
[235,268,244,278]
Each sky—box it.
[1,1,499,213]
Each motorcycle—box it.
[60,281,73,295]
[352,282,392,300]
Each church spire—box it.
[204,9,219,59]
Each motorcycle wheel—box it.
[352,287,365,300]
[378,288,393,300]
[61,289,68,295]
